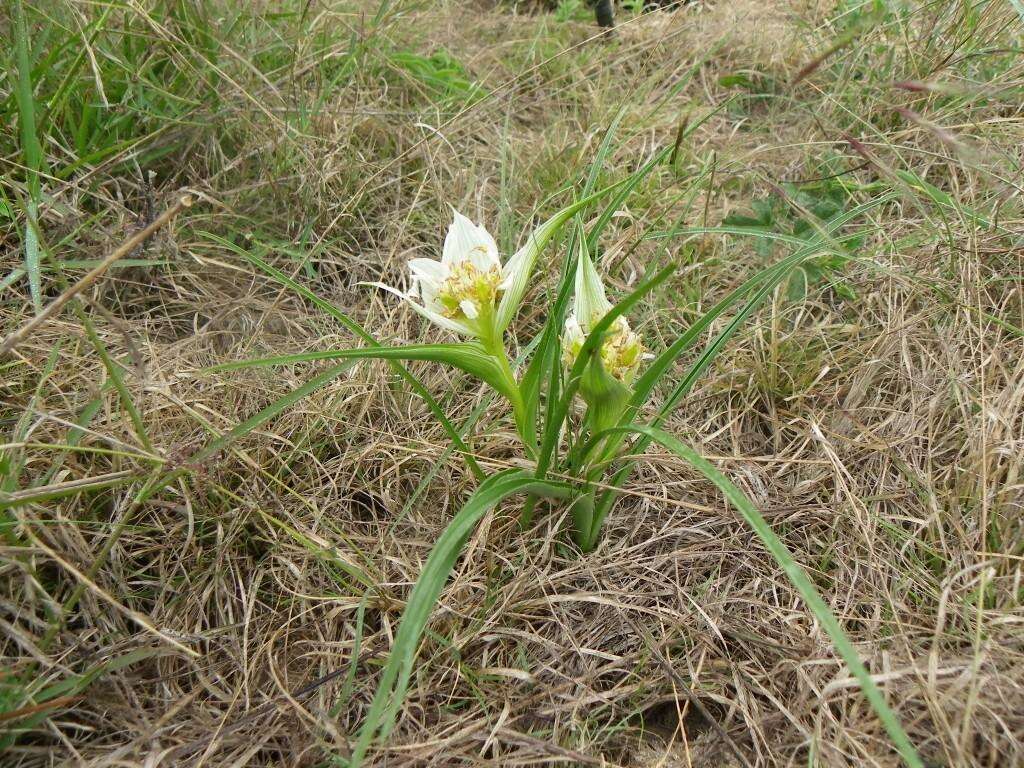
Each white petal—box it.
[407,299,471,335]
[409,259,446,311]
[408,257,447,289]
[460,299,479,319]
[416,273,443,313]
[443,208,499,270]
[469,226,500,273]
[361,280,411,302]
[498,245,527,291]
[361,282,469,336]
[409,301,474,335]
[443,208,479,267]
[573,243,612,330]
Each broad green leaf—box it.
[593,424,923,768]
[208,342,519,405]
[350,470,570,766]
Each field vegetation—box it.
[2,0,1023,765]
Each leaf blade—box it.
[350,471,570,765]
[597,424,923,768]
[207,342,518,403]
[200,231,484,479]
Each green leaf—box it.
[200,231,484,480]
[349,470,570,766]
[1,647,165,747]
[591,192,900,526]
[208,343,520,405]
[594,424,923,768]
[13,0,44,311]
[534,263,676,483]
[0,470,138,511]
[585,146,672,253]
[646,193,897,423]
[521,141,671,470]
[159,361,361,491]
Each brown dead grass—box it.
[2,0,1023,766]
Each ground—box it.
[1,0,1023,766]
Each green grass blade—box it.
[646,224,832,248]
[38,5,114,135]
[38,388,108,487]
[76,310,153,453]
[349,470,570,766]
[594,192,900,524]
[647,192,898,421]
[585,146,671,253]
[201,232,484,479]
[183,361,360,471]
[38,360,364,649]
[601,424,924,768]
[13,0,44,311]
[0,471,139,511]
[582,107,626,196]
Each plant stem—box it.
[569,487,597,551]
[480,327,536,459]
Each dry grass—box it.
[2,0,1023,765]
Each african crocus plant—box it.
[216,156,923,768]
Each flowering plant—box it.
[213,154,921,767]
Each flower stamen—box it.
[563,314,645,384]
[436,260,503,320]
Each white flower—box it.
[369,209,525,340]
[562,245,646,385]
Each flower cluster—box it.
[374,206,646,387]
